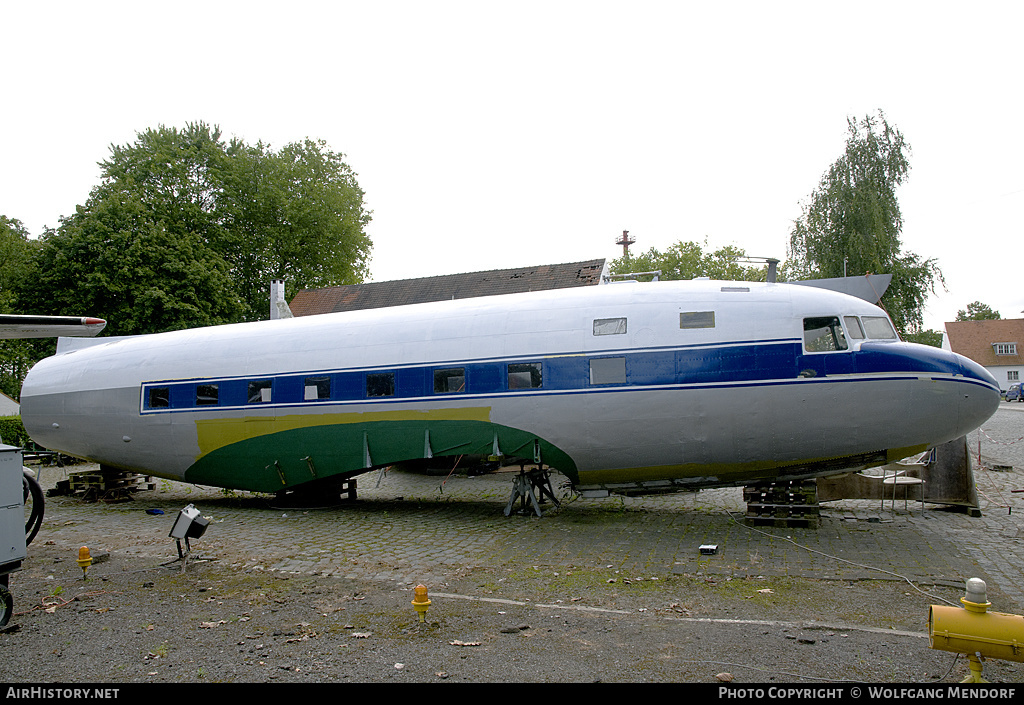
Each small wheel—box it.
[0,583,12,628]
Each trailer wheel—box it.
[0,583,12,628]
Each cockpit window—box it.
[862,316,897,339]
[844,316,865,340]
[803,317,848,352]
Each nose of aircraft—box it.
[953,351,1001,433]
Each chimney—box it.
[270,280,293,320]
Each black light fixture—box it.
[169,504,209,564]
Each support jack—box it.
[504,464,560,517]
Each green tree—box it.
[1,215,35,310]
[0,216,41,400]
[956,301,1001,321]
[19,188,243,336]
[25,123,373,329]
[903,329,944,348]
[610,239,774,282]
[786,111,944,335]
[217,138,372,319]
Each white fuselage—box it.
[19,280,1000,495]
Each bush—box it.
[0,416,29,447]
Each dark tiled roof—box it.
[289,259,607,316]
[944,319,1024,366]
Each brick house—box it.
[943,319,1024,392]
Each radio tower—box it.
[616,230,635,258]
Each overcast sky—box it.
[3,1,1021,330]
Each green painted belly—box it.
[185,407,577,492]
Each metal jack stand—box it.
[504,464,560,517]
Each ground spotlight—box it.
[169,504,209,566]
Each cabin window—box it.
[590,357,627,385]
[148,386,170,409]
[844,316,865,340]
[680,311,715,329]
[593,317,627,336]
[433,367,466,394]
[862,316,897,340]
[304,376,331,401]
[366,372,395,398]
[803,317,848,352]
[196,384,219,406]
[508,362,542,389]
[248,380,273,403]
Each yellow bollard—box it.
[411,584,431,622]
[77,546,92,580]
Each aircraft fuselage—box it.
[19,280,1000,496]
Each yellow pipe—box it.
[929,597,1024,663]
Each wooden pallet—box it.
[743,480,820,528]
[54,469,155,502]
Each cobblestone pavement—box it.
[22,404,1024,614]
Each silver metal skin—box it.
[20,280,1000,494]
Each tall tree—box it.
[956,301,1001,321]
[24,123,373,329]
[0,215,35,310]
[217,138,372,319]
[786,112,943,335]
[610,239,774,282]
[19,189,243,336]
[0,216,41,400]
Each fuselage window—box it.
[844,316,865,340]
[803,317,848,352]
[680,311,715,329]
[593,317,627,336]
[434,367,466,394]
[366,372,395,398]
[862,316,898,340]
[148,386,170,409]
[590,357,627,385]
[196,384,219,406]
[304,376,331,401]
[248,380,273,403]
[508,362,542,389]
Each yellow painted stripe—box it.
[195,406,492,458]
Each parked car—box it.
[1006,382,1023,402]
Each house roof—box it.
[0,391,19,416]
[288,259,608,316]
[944,318,1024,367]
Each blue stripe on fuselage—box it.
[139,338,992,414]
